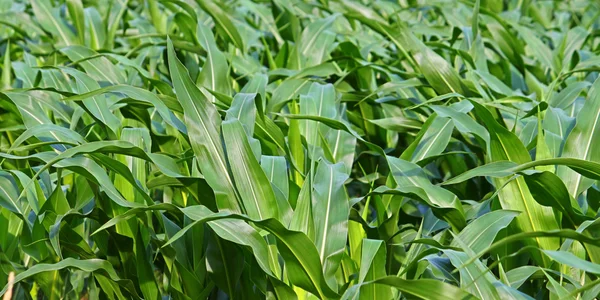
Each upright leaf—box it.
[312,160,349,288]
[557,77,600,198]
[196,24,232,102]
[222,119,279,220]
[166,38,242,213]
[470,100,560,265]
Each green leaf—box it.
[524,171,590,227]
[442,158,600,186]
[205,233,244,297]
[196,23,232,102]
[30,0,77,46]
[542,250,600,274]
[0,258,137,298]
[342,276,476,300]
[444,250,500,299]
[406,115,454,163]
[0,175,23,216]
[134,229,160,300]
[357,239,392,300]
[413,44,466,95]
[470,100,560,265]
[197,0,244,49]
[430,100,490,143]
[66,0,85,45]
[261,155,292,224]
[451,210,520,253]
[4,2,600,299]
[167,38,242,213]
[387,157,466,230]
[178,205,338,298]
[60,84,185,131]
[268,78,311,113]
[557,77,600,197]
[289,14,337,69]
[549,81,590,109]
[60,46,126,84]
[222,119,279,220]
[59,67,122,133]
[312,160,349,287]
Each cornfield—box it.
[0,0,599,299]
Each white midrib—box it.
[254,8,282,44]
[310,87,326,157]
[47,72,61,89]
[215,15,237,48]
[177,69,236,195]
[464,216,507,250]
[65,54,115,84]
[38,2,72,46]
[557,117,564,139]
[21,107,61,142]
[85,58,116,84]
[24,71,34,87]
[235,96,246,121]
[0,184,23,215]
[431,54,457,93]
[61,69,112,125]
[30,92,70,121]
[391,160,422,189]
[201,31,217,95]
[89,15,100,48]
[83,83,110,126]
[269,158,276,182]
[302,19,333,56]
[319,168,334,263]
[289,80,309,103]
[317,87,325,117]
[236,136,264,220]
[414,118,452,161]
[332,131,342,159]
[460,260,486,299]
[572,107,600,195]
[495,134,545,249]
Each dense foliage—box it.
[1,0,600,299]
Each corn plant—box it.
[0,0,600,299]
